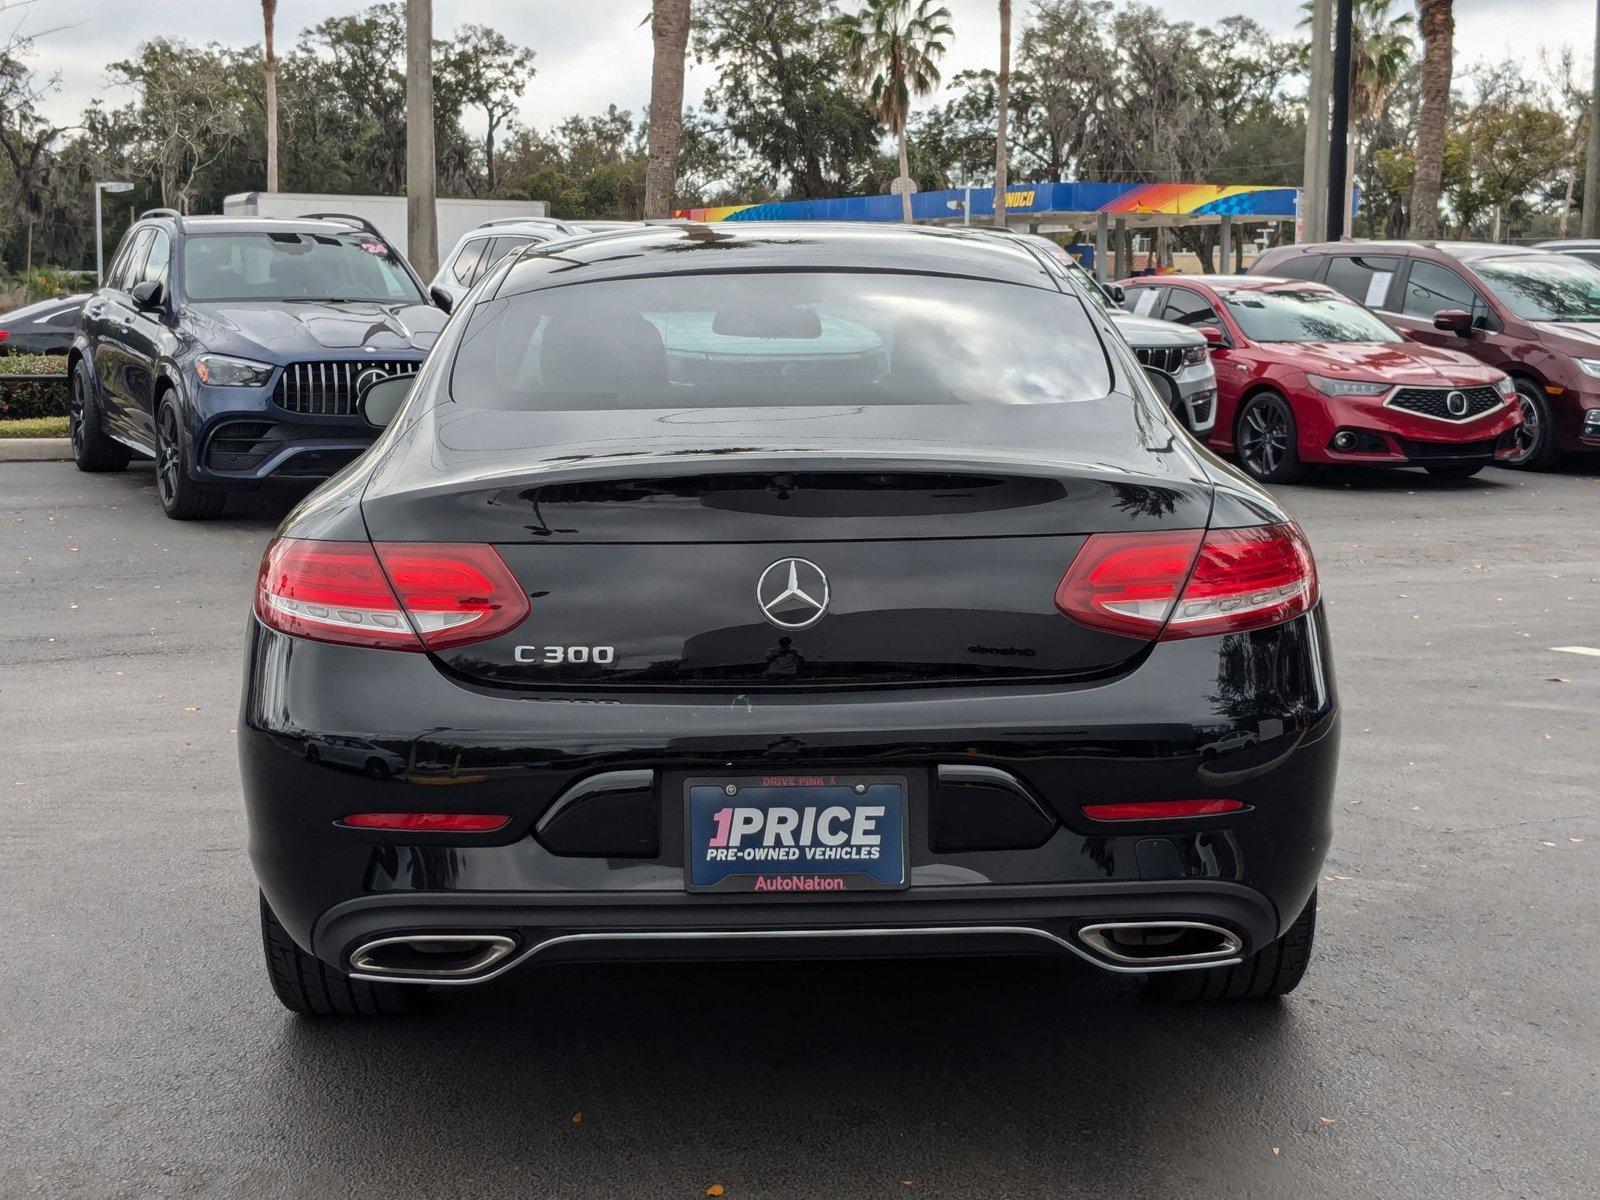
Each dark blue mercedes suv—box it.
[68,210,448,518]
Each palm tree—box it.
[1302,0,1414,228]
[262,0,278,192]
[1409,0,1453,237]
[644,0,693,220]
[839,0,954,223]
[994,0,1011,229]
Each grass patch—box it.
[0,415,68,438]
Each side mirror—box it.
[1433,308,1474,337]
[1199,325,1226,347]
[1106,283,1127,305]
[130,280,165,312]
[429,285,454,315]
[361,374,414,429]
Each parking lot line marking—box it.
[1551,646,1600,658]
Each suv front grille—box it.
[273,359,421,417]
[1388,385,1501,423]
[1133,345,1186,375]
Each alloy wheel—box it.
[1508,392,1541,464]
[156,406,182,507]
[1239,400,1289,477]
[68,372,85,459]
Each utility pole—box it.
[405,0,439,281]
[1585,1,1600,236]
[1327,0,1354,241]
[994,0,1011,229]
[1302,0,1333,242]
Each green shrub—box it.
[0,267,87,308]
[0,353,70,419]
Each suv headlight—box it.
[1182,344,1209,367]
[1575,358,1600,379]
[195,354,275,387]
[1493,375,1517,398]
[1306,374,1390,397]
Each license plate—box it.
[685,774,908,892]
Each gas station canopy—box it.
[675,181,1305,279]
[674,180,1301,229]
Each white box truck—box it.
[221,192,550,268]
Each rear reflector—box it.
[255,538,529,652]
[1081,799,1245,822]
[341,812,511,832]
[1055,523,1318,640]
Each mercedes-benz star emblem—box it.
[355,366,392,397]
[757,558,830,630]
[1446,389,1469,417]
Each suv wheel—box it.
[154,400,226,520]
[69,360,132,473]
[1235,391,1306,483]
[260,893,417,1016]
[1499,379,1559,470]
[1149,891,1317,1002]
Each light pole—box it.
[94,181,134,285]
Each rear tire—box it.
[1235,392,1307,483]
[1148,891,1317,1003]
[259,892,417,1016]
[1499,379,1560,471]
[69,359,132,473]
[155,399,226,520]
[1425,464,1484,480]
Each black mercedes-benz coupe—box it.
[240,223,1338,1016]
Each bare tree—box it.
[1408,0,1451,237]
[993,0,1011,227]
[447,25,535,194]
[262,0,279,191]
[644,0,692,218]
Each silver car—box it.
[995,233,1218,435]
[430,220,649,308]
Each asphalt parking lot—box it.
[3,457,1597,1199]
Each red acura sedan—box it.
[1118,276,1522,482]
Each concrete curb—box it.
[0,438,72,462]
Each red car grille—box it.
[1388,386,1501,423]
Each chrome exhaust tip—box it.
[348,934,517,980]
[1075,921,1242,968]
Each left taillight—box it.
[1056,522,1319,641]
[255,538,529,652]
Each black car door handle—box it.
[86,305,104,317]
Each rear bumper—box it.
[240,609,1339,978]
[318,881,1281,983]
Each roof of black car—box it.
[499,221,1057,293]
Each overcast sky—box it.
[16,0,1596,153]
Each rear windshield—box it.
[182,233,422,303]
[1220,287,1402,344]
[450,271,1111,410]
[1474,255,1600,321]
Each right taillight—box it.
[255,537,529,652]
[1056,522,1318,641]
